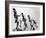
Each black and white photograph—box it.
[5,1,45,37]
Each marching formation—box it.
[12,8,38,31]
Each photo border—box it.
[5,1,45,37]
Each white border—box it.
[9,4,43,35]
